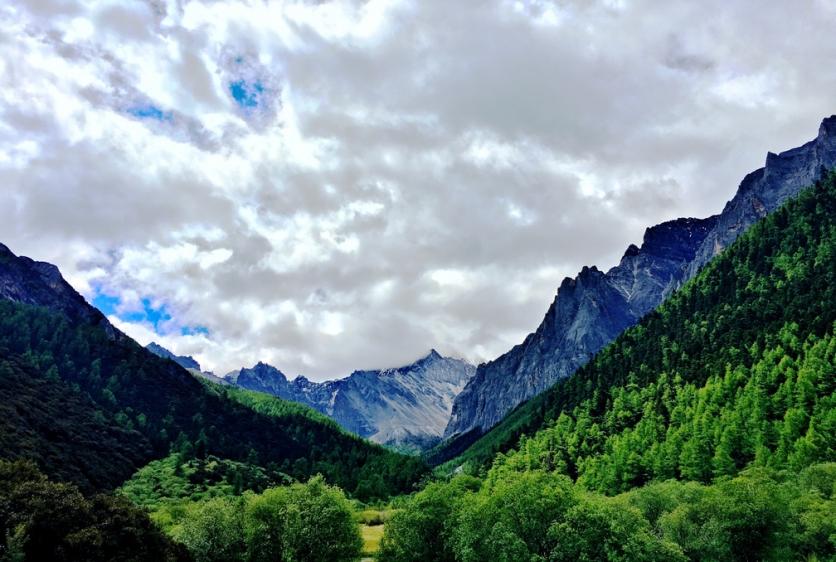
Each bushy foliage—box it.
[378,476,479,562]
[119,453,292,511]
[0,460,188,562]
[380,464,835,562]
[175,497,245,562]
[169,476,362,562]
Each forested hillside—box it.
[0,354,153,491]
[0,292,425,498]
[436,173,836,483]
[382,172,836,562]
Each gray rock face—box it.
[444,115,836,442]
[228,350,476,452]
[687,116,836,277]
[145,342,229,385]
[0,243,121,340]
[146,342,201,370]
[0,244,100,323]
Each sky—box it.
[1,0,835,380]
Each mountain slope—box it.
[436,171,836,476]
[0,244,426,498]
[228,351,475,452]
[442,115,836,451]
[0,243,112,327]
[0,353,153,492]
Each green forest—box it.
[435,172,836,482]
[373,168,836,562]
[0,298,425,498]
[2,173,836,560]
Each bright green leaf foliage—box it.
[170,476,362,562]
[377,476,480,562]
[119,453,292,512]
[380,464,835,562]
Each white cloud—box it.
[1,0,835,379]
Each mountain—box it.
[445,169,836,488]
[441,116,836,452]
[0,243,121,336]
[146,341,229,385]
[0,242,426,498]
[146,342,200,370]
[227,350,475,452]
[384,173,836,561]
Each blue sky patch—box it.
[181,325,210,336]
[229,79,264,109]
[92,292,210,337]
[92,293,120,316]
[126,298,172,329]
[127,104,172,121]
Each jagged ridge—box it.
[146,342,200,371]
[227,350,475,452]
[442,116,836,446]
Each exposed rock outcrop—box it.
[443,116,836,444]
[228,350,475,452]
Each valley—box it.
[1,120,834,560]
[1,2,835,557]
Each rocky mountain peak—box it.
[638,216,719,261]
[292,374,312,385]
[146,342,201,371]
[623,243,641,258]
[231,351,475,452]
[441,115,836,449]
[415,348,444,366]
[0,243,115,334]
[818,115,836,139]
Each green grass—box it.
[355,507,398,559]
[355,508,398,525]
[360,523,384,557]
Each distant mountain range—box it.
[145,342,474,452]
[226,351,475,452]
[440,115,836,454]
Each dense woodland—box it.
[151,475,362,562]
[0,299,425,498]
[0,460,188,561]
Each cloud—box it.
[1,0,835,379]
